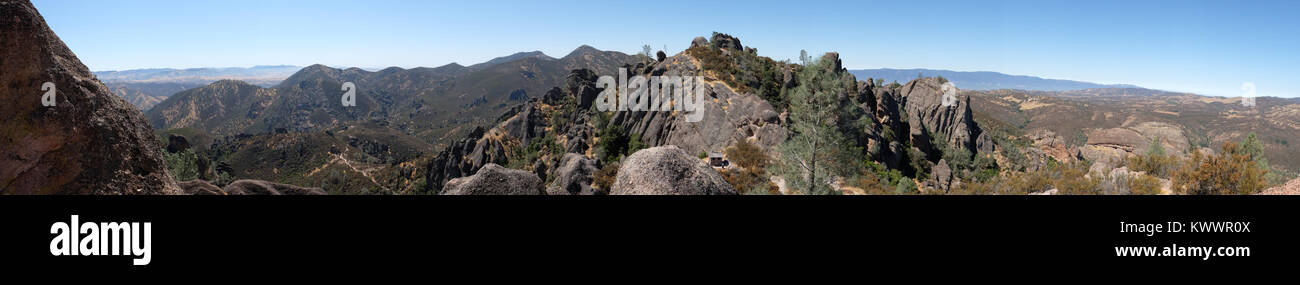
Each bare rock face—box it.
[1082,122,1192,175]
[0,1,180,194]
[425,126,488,192]
[899,78,983,156]
[611,146,737,195]
[546,153,602,195]
[1029,130,1081,163]
[610,53,785,157]
[928,159,954,192]
[442,164,544,195]
[223,180,326,195]
[1085,128,1148,153]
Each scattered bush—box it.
[725,140,769,170]
[1173,142,1267,195]
[163,149,200,182]
[685,33,788,109]
[593,162,619,191]
[1128,137,1178,178]
[1128,174,1162,195]
[722,140,777,195]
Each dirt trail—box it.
[305,152,390,192]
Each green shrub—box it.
[163,149,200,181]
[1128,174,1162,195]
[685,34,788,109]
[1174,142,1267,195]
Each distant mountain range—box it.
[95,65,302,110]
[145,46,637,145]
[94,65,302,86]
[849,68,1140,92]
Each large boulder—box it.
[0,1,180,194]
[442,164,545,195]
[547,153,602,195]
[611,146,737,195]
[690,36,709,48]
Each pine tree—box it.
[1241,132,1268,168]
[770,55,859,195]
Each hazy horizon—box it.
[35,0,1299,97]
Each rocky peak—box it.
[0,0,180,194]
[899,77,983,156]
[563,45,603,59]
[709,32,743,51]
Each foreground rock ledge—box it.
[442,164,545,195]
[612,146,737,195]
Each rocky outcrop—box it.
[1081,122,1192,174]
[546,153,602,195]
[610,52,785,157]
[899,78,984,157]
[709,32,743,51]
[442,164,544,195]
[1029,130,1081,163]
[167,134,191,153]
[690,37,709,48]
[223,179,327,195]
[426,126,486,192]
[611,146,737,195]
[0,1,180,194]
[927,159,954,192]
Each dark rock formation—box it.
[0,1,180,194]
[425,126,486,192]
[166,134,191,153]
[611,146,737,195]
[546,153,602,195]
[223,179,326,195]
[709,32,743,51]
[441,164,544,195]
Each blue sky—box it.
[34,0,1299,97]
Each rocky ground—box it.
[1260,178,1300,195]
